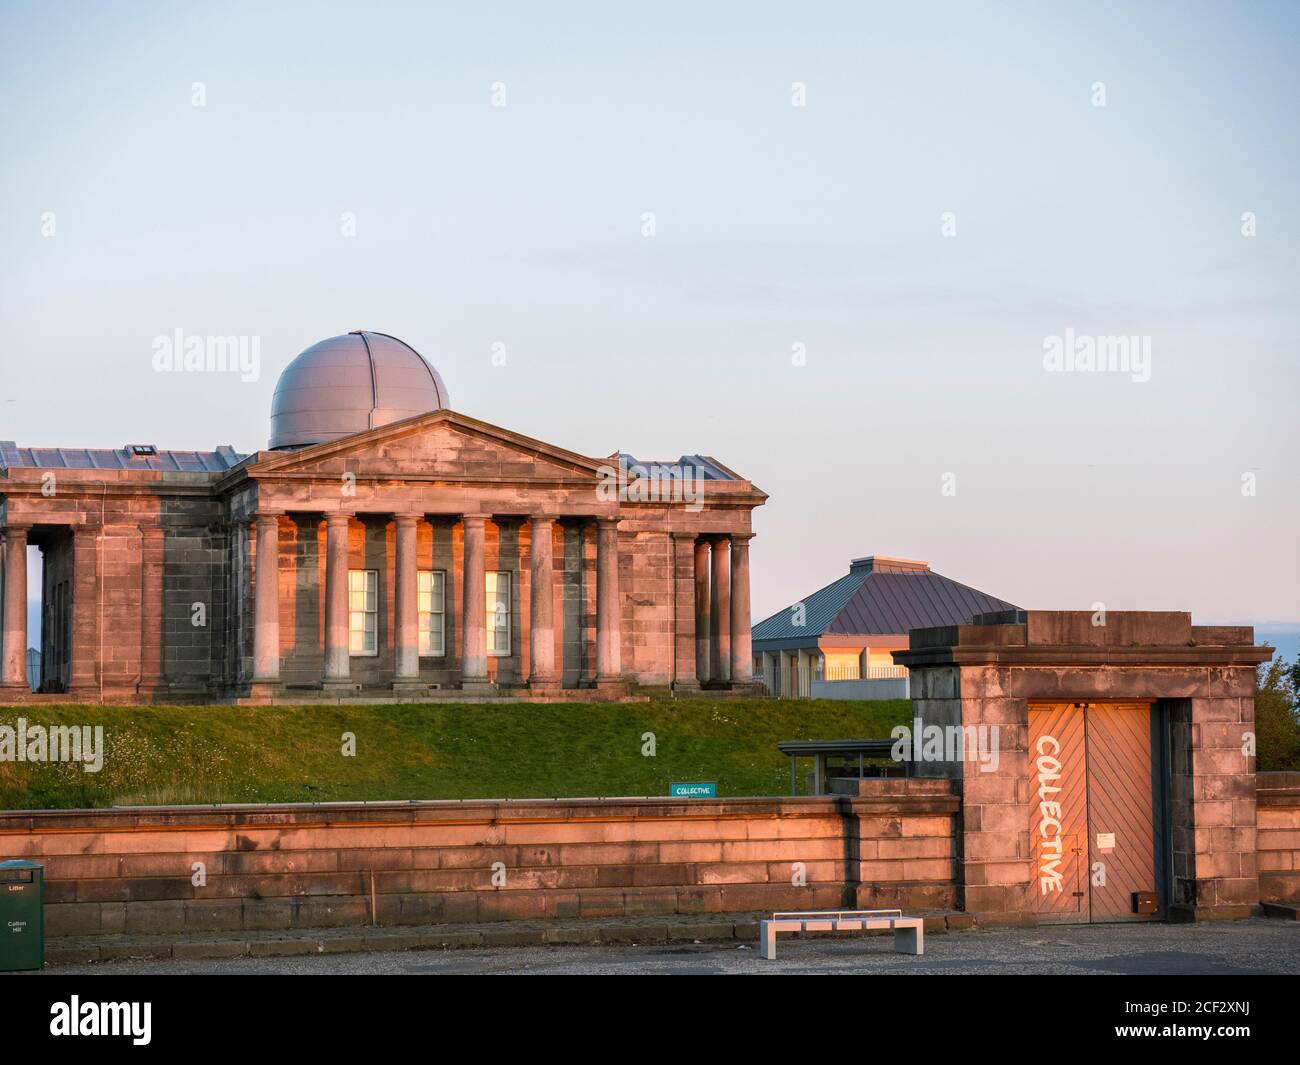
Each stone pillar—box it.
[729,533,753,684]
[252,513,281,684]
[393,514,421,688]
[69,526,98,698]
[709,537,731,685]
[1,525,29,689]
[595,517,623,692]
[323,513,352,687]
[671,533,700,691]
[139,526,165,695]
[694,539,711,686]
[461,515,490,690]
[528,514,559,690]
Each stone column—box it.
[595,517,623,691]
[139,525,165,694]
[693,539,711,686]
[461,515,489,689]
[393,514,421,687]
[323,513,352,686]
[252,513,281,683]
[671,533,700,691]
[1,525,30,689]
[69,526,98,698]
[710,537,731,685]
[729,533,753,684]
[528,514,559,690]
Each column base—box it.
[322,679,361,694]
[728,680,768,696]
[528,675,562,693]
[460,678,496,694]
[671,678,701,692]
[245,680,282,702]
[595,676,629,697]
[391,678,429,694]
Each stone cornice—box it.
[893,645,1274,668]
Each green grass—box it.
[0,699,911,810]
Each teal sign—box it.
[670,781,716,798]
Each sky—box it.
[1,1,1297,654]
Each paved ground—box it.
[32,918,1300,976]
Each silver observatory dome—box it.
[268,331,450,450]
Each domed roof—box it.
[269,331,449,450]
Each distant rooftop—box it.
[0,441,246,473]
[752,555,1019,642]
[615,453,738,480]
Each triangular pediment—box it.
[243,409,604,483]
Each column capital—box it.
[393,513,421,527]
[1,523,32,539]
[730,532,755,545]
[596,516,621,531]
[253,511,284,524]
[671,531,699,542]
[529,512,555,527]
[325,511,352,527]
[461,513,488,527]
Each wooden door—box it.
[1028,703,1089,921]
[1084,701,1158,921]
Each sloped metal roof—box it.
[752,557,1018,643]
[752,568,869,641]
[0,441,246,473]
[616,453,736,481]
[827,571,1018,635]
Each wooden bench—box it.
[759,908,924,959]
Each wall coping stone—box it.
[0,785,958,835]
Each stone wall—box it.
[1258,771,1300,905]
[0,784,958,937]
[896,610,1272,920]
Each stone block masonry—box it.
[0,784,958,937]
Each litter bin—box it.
[0,859,44,971]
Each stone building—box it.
[752,555,1016,696]
[896,610,1272,922]
[0,332,766,703]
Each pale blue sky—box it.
[2,1,1297,640]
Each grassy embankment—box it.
[0,698,911,810]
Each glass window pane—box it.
[348,570,379,656]
[486,572,510,654]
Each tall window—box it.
[418,570,446,656]
[348,569,378,655]
[487,571,511,655]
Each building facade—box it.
[0,332,766,703]
[751,555,1017,697]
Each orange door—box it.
[1027,702,1159,923]
[1084,701,1158,922]
[1028,704,1089,921]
